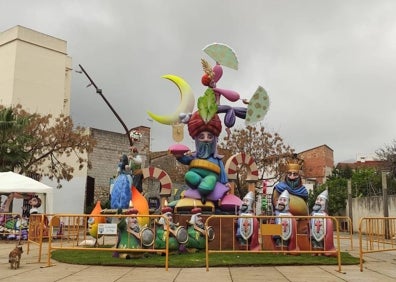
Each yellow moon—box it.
[147,75,195,125]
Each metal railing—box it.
[44,213,176,270]
[204,215,343,272]
[26,214,49,262]
[9,212,360,272]
[334,216,354,250]
[358,216,396,272]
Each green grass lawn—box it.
[51,249,359,268]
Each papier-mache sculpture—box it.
[154,206,188,252]
[272,190,299,252]
[272,160,309,217]
[157,43,270,211]
[186,207,215,251]
[236,191,260,250]
[115,208,154,259]
[310,189,336,256]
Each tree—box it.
[309,165,391,216]
[219,124,295,197]
[331,166,353,179]
[351,168,382,197]
[0,107,32,171]
[308,177,348,216]
[0,105,96,185]
[376,139,396,177]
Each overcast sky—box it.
[2,0,396,163]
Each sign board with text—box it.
[98,223,118,235]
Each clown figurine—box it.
[173,111,229,204]
[310,190,336,256]
[272,190,299,251]
[236,191,260,250]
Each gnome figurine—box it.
[186,207,212,251]
[155,207,188,252]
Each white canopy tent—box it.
[0,171,54,214]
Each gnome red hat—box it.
[191,207,202,215]
[159,206,173,225]
[188,111,222,138]
[161,206,173,214]
[189,207,202,225]
[124,208,139,215]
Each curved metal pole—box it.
[78,64,133,146]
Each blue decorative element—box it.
[274,181,308,200]
[111,174,131,209]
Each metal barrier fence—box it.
[43,213,176,270]
[358,217,396,272]
[204,215,343,272]
[334,216,354,250]
[27,214,50,262]
[5,212,356,271]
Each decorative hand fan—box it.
[245,86,270,125]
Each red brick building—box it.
[298,144,334,185]
[336,160,388,171]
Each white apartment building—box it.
[0,25,72,116]
[0,26,86,214]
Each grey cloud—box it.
[2,0,396,163]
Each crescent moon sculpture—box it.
[147,75,195,125]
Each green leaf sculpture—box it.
[197,88,218,123]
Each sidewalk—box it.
[1,237,396,282]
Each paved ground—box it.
[0,237,396,282]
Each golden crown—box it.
[287,163,301,172]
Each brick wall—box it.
[150,152,186,183]
[298,145,334,184]
[88,128,131,202]
[87,127,186,204]
[131,126,150,165]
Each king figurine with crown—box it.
[272,160,309,217]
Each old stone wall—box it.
[88,128,130,203]
[87,127,186,206]
[349,196,396,231]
